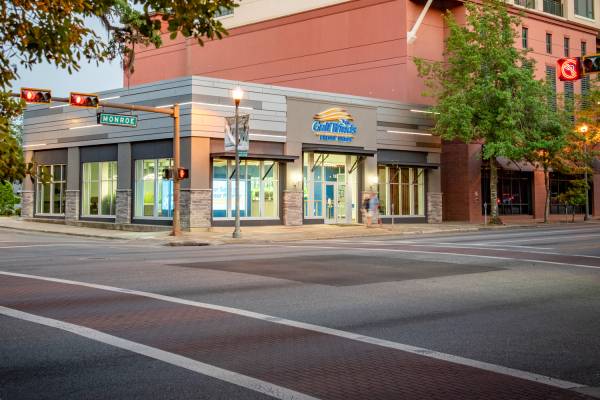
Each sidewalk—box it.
[0,216,595,245]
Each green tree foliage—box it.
[415,0,552,223]
[0,0,237,182]
[0,181,19,215]
[558,179,588,222]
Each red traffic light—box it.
[557,57,581,81]
[20,88,52,104]
[177,168,189,180]
[69,92,99,108]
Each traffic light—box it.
[69,92,99,108]
[557,57,581,81]
[20,88,51,104]
[177,168,189,180]
[162,168,173,180]
[582,54,600,75]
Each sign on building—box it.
[225,114,250,157]
[311,107,358,143]
[97,112,138,128]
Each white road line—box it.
[0,270,586,391]
[0,306,318,400]
[479,233,600,245]
[0,244,95,249]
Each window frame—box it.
[81,161,117,217]
[546,33,553,54]
[35,164,66,216]
[574,0,594,19]
[522,27,529,49]
[134,158,174,220]
[376,165,426,217]
[563,36,570,57]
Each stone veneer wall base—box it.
[180,189,212,230]
[115,189,132,224]
[283,190,303,226]
[65,190,80,221]
[20,190,34,218]
[427,192,443,224]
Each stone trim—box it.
[282,190,303,226]
[20,190,34,218]
[180,189,212,230]
[427,192,443,224]
[65,190,80,221]
[115,189,132,224]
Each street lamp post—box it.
[580,124,590,221]
[232,87,244,238]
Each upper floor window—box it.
[522,27,529,49]
[216,6,234,17]
[515,0,536,8]
[574,0,594,19]
[581,41,587,55]
[564,37,570,56]
[543,0,564,16]
[546,33,552,54]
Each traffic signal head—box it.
[69,92,99,108]
[177,168,189,180]
[557,58,581,81]
[582,55,600,75]
[20,88,52,104]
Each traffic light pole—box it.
[13,93,183,236]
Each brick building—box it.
[125,0,600,222]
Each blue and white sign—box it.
[311,107,357,143]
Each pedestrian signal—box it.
[177,168,189,180]
[582,55,600,75]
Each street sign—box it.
[97,112,138,128]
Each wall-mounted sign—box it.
[311,108,357,143]
[225,114,250,157]
[97,112,138,128]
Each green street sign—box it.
[97,113,138,128]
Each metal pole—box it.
[172,104,181,236]
[233,100,241,238]
[584,142,590,221]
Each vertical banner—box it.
[225,114,250,157]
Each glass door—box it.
[325,183,336,223]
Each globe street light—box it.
[579,124,590,221]
[232,87,244,238]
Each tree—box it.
[0,181,19,215]
[558,179,588,222]
[415,0,551,223]
[0,0,237,182]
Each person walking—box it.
[363,194,372,227]
[369,193,381,227]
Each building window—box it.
[377,166,425,216]
[482,168,533,215]
[543,0,564,15]
[546,65,557,111]
[216,6,233,17]
[581,41,587,56]
[575,0,594,18]
[82,161,117,217]
[564,37,570,56]
[212,159,279,219]
[522,27,529,49]
[546,33,553,54]
[35,164,66,215]
[515,0,536,8]
[134,159,173,219]
[550,173,589,214]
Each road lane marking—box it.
[0,270,586,391]
[0,306,320,400]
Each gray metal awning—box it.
[377,160,439,169]
[302,144,376,156]
[496,157,536,172]
[211,153,298,162]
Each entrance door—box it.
[325,183,336,223]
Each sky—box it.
[10,18,123,97]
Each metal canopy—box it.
[211,152,298,162]
[302,144,376,157]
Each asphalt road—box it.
[1,224,599,399]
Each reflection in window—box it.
[377,166,425,216]
[212,159,279,219]
[35,164,66,215]
[134,159,174,218]
[82,161,117,216]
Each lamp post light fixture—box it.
[579,124,591,221]
[232,87,244,238]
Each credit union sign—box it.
[311,107,357,143]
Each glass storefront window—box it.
[35,164,66,215]
[82,161,117,216]
[377,166,425,217]
[481,168,532,215]
[212,159,279,219]
[134,158,174,219]
[549,173,589,214]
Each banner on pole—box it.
[225,114,250,156]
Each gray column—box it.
[180,137,212,230]
[283,141,303,226]
[115,143,132,224]
[65,147,80,222]
[426,152,443,223]
[20,151,35,218]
